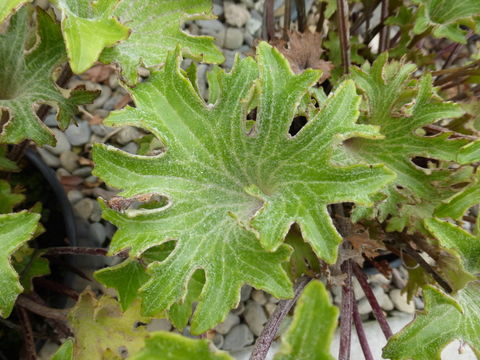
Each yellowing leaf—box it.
[0,0,31,23]
[93,42,393,333]
[0,7,97,145]
[0,211,39,317]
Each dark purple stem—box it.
[352,262,393,339]
[250,277,311,360]
[45,246,128,258]
[339,260,353,360]
[263,0,275,40]
[336,0,351,74]
[352,291,374,360]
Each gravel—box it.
[223,324,254,352]
[65,120,91,146]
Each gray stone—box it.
[115,126,142,145]
[215,313,240,335]
[86,85,112,112]
[352,277,365,301]
[65,120,91,146]
[268,295,280,304]
[390,289,415,314]
[240,286,252,301]
[244,300,267,336]
[265,302,276,317]
[85,175,99,186]
[196,19,225,32]
[223,324,254,352]
[89,222,107,246]
[232,302,245,316]
[45,129,71,155]
[56,168,71,179]
[369,273,391,286]
[105,222,116,239]
[102,92,125,110]
[414,296,424,310]
[72,167,92,178]
[89,200,103,222]
[357,297,372,315]
[213,3,223,16]
[251,290,267,305]
[121,142,138,154]
[91,124,115,137]
[67,190,83,204]
[44,113,58,127]
[224,28,244,50]
[147,318,172,332]
[60,151,79,172]
[246,17,262,36]
[74,198,95,220]
[213,333,224,349]
[224,2,251,27]
[37,148,60,168]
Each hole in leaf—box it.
[0,108,11,131]
[106,194,168,212]
[142,241,176,263]
[321,79,332,95]
[411,156,439,169]
[289,116,308,136]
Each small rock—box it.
[196,19,225,32]
[44,113,58,127]
[357,298,372,315]
[105,222,116,239]
[215,313,240,335]
[268,295,280,304]
[60,151,79,172]
[89,222,106,246]
[224,28,244,50]
[246,17,262,36]
[67,190,83,204]
[414,296,424,310]
[115,126,142,145]
[213,333,224,349]
[240,286,252,302]
[44,129,71,155]
[85,175,99,186]
[251,290,267,305]
[224,2,251,27]
[65,120,91,146]
[265,302,276,317]
[89,200,103,222]
[103,92,125,111]
[74,198,95,220]
[352,277,365,301]
[72,167,92,178]
[223,324,254,352]
[369,273,391,286]
[37,148,60,168]
[147,318,172,332]
[213,3,223,16]
[86,85,112,112]
[91,124,114,137]
[232,302,245,316]
[390,289,415,314]
[244,300,267,336]
[121,142,138,154]
[56,168,71,179]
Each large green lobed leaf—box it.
[93,42,393,333]
[0,0,31,24]
[53,0,224,82]
[0,7,96,146]
[0,211,40,317]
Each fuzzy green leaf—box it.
[51,340,74,360]
[274,281,338,360]
[53,0,224,83]
[342,54,469,232]
[0,8,96,146]
[93,43,393,333]
[425,218,480,274]
[0,0,31,23]
[0,211,40,317]
[383,281,480,360]
[0,146,18,171]
[0,180,24,213]
[129,332,233,360]
[51,0,130,74]
[412,0,480,43]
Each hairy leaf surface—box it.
[0,8,96,145]
[93,42,393,333]
[129,332,232,360]
[383,282,480,360]
[53,0,224,82]
[0,211,39,317]
[341,54,469,232]
[0,0,31,23]
[274,281,338,360]
[412,0,480,43]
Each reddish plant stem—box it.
[352,292,374,360]
[339,260,353,360]
[45,246,128,258]
[250,277,311,360]
[16,295,68,322]
[379,0,390,53]
[17,306,36,360]
[295,0,306,32]
[352,262,393,339]
[34,277,79,300]
[283,0,292,39]
[263,0,275,40]
[316,1,327,33]
[337,0,351,74]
